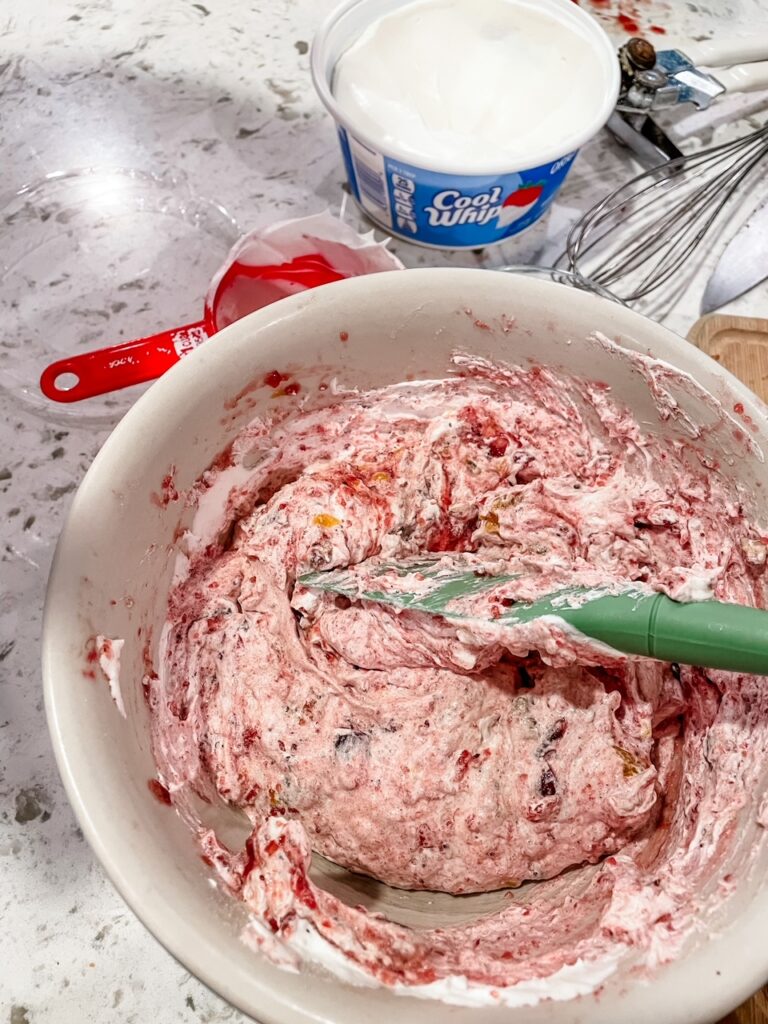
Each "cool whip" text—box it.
[424,187,503,227]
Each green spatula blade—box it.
[299,563,768,675]
[300,562,522,615]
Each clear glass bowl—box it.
[0,166,240,426]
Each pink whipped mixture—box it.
[150,353,768,1004]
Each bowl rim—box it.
[43,267,768,1024]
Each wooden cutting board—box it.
[719,990,768,1024]
[688,314,768,1024]
[688,314,768,403]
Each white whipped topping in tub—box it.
[331,0,613,170]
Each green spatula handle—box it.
[560,592,768,674]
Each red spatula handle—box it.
[39,321,211,403]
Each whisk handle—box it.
[680,36,768,68]
[717,61,768,94]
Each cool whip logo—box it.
[425,186,503,228]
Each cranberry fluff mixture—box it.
[150,351,768,1006]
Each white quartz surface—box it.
[2,1,768,1021]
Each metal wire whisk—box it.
[561,124,768,304]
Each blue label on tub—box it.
[338,126,577,249]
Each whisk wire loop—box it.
[563,125,768,303]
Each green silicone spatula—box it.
[299,559,768,674]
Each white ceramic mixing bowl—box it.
[43,269,768,1023]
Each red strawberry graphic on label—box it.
[497,181,546,229]
[503,182,545,208]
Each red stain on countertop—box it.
[570,0,668,36]
[617,12,639,31]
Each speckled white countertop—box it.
[2,1,768,1022]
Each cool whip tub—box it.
[312,0,620,249]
